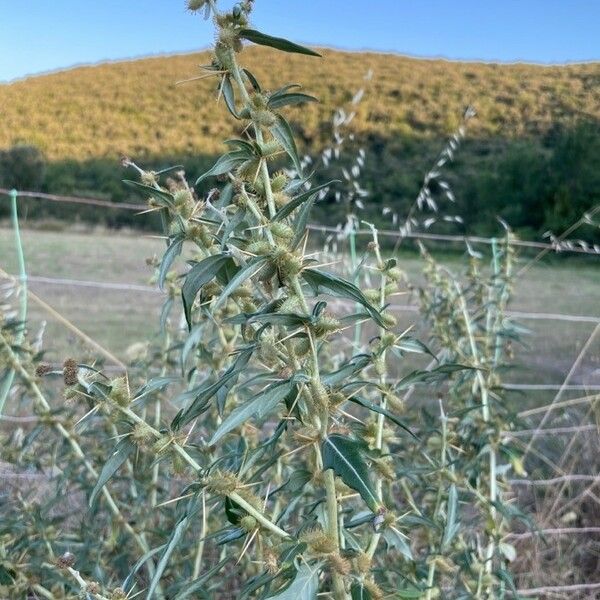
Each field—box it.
[2,226,599,391]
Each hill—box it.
[1,47,599,159]
[0,47,599,238]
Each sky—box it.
[0,0,599,82]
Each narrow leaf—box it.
[195,150,248,185]
[89,438,136,508]
[158,235,184,289]
[348,395,415,437]
[146,503,199,599]
[442,484,459,550]
[396,363,473,390]
[273,181,338,221]
[243,68,261,91]
[267,563,320,599]
[268,92,318,110]
[302,268,385,327]
[222,75,239,119]
[321,434,381,512]
[212,255,269,312]
[290,195,314,248]
[239,29,321,57]
[209,380,292,445]
[271,114,303,174]
[181,254,232,328]
[383,526,413,560]
[123,180,174,207]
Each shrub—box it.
[0,143,46,191]
[0,2,526,598]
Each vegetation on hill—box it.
[1,47,599,238]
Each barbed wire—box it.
[2,188,600,256]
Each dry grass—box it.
[0,47,598,160]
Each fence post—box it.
[0,190,28,415]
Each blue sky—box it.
[1,0,598,82]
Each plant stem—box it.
[0,332,161,590]
[455,280,497,584]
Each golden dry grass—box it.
[1,47,599,161]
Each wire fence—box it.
[3,187,600,256]
[2,187,600,596]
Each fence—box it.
[2,188,600,596]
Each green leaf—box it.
[209,380,293,445]
[132,376,177,405]
[146,499,200,599]
[243,68,261,91]
[212,255,269,312]
[441,484,460,550]
[350,582,373,600]
[158,235,184,289]
[348,395,415,438]
[321,355,370,386]
[396,363,474,390]
[181,254,233,328]
[172,557,231,600]
[222,75,239,119]
[195,150,249,185]
[224,496,245,525]
[393,336,436,360]
[89,438,136,508]
[273,181,338,221]
[321,434,381,512]
[123,545,166,592]
[239,29,321,57]
[302,269,385,328]
[173,364,244,430]
[383,526,413,560]
[268,92,318,110]
[123,180,174,207]
[270,114,303,174]
[0,565,15,585]
[267,563,320,599]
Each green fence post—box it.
[0,189,28,415]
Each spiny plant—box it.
[0,2,529,599]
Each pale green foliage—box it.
[0,2,528,599]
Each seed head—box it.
[270,172,288,193]
[300,528,336,554]
[293,337,310,356]
[355,551,372,574]
[240,515,257,532]
[328,553,351,575]
[363,580,384,600]
[62,358,78,386]
[56,551,76,569]
[130,422,155,448]
[140,171,157,186]
[270,222,294,240]
[35,363,52,377]
[205,470,239,495]
[109,376,130,406]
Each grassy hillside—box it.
[1,47,599,238]
[1,47,599,160]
